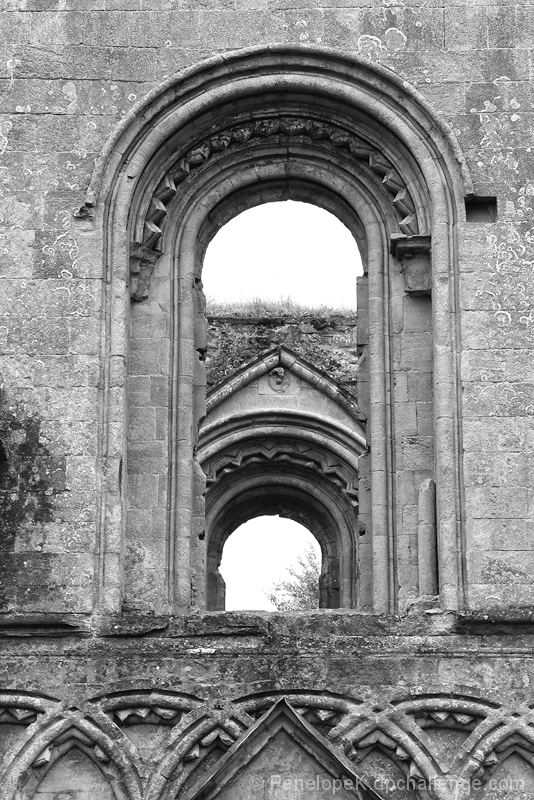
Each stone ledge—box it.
[3,610,534,641]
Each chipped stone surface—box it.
[0,2,533,795]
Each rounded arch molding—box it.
[84,46,471,617]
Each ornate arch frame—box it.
[80,46,472,617]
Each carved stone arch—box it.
[2,715,142,800]
[83,45,472,617]
[0,692,60,795]
[195,178,369,273]
[457,718,534,797]
[336,716,444,798]
[175,698,384,800]
[232,689,360,745]
[78,690,207,780]
[388,695,494,774]
[198,345,364,610]
[145,705,251,800]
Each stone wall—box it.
[0,0,532,615]
[0,3,534,798]
[206,312,358,395]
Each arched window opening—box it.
[199,200,364,613]
[103,49,468,617]
[201,200,363,394]
[219,516,321,611]
[202,200,363,310]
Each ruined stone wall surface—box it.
[0,1,531,612]
[0,5,534,794]
[206,313,358,393]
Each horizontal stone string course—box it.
[128,115,419,300]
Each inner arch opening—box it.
[220,516,321,611]
[201,198,364,612]
[202,200,363,310]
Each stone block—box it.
[400,435,433,472]
[65,454,99,493]
[32,355,99,389]
[488,5,534,49]
[463,417,534,453]
[155,407,168,441]
[69,316,101,355]
[131,10,199,47]
[128,473,159,509]
[127,441,166,474]
[130,338,167,376]
[416,402,432,436]
[283,10,324,45]
[131,300,170,339]
[444,6,488,51]
[403,296,431,333]
[462,310,534,350]
[6,315,69,356]
[198,9,285,48]
[401,334,432,370]
[464,451,530,488]
[394,402,417,436]
[324,6,444,52]
[0,228,34,278]
[38,420,98,457]
[128,406,156,442]
[466,486,529,520]
[467,518,534,552]
[128,376,151,406]
[462,381,534,417]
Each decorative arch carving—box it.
[458,716,534,794]
[81,45,472,617]
[1,713,142,800]
[127,114,422,301]
[198,346,364,610]
[4,689,532,800]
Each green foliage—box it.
[266,546,321,611]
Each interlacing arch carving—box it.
[456,705,534,797]
[0,698,142,800]
[6,690,534,798]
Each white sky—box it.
[203,201,360,610]
[202,200,362,307]
[220,517,321,611]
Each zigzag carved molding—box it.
[130,115,419,301]
[203,439,359,508]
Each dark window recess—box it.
[465,196,497,223]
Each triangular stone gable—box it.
[205,346,363,441]
[182,699,384,800]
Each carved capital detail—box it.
[390,234,432,296]
[130,244,161,302]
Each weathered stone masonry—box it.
[0,3,534,799]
